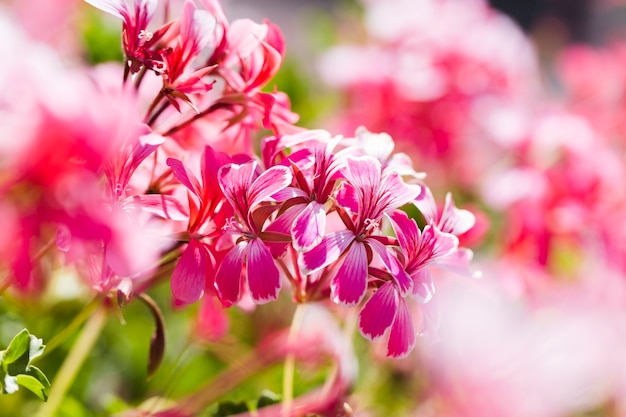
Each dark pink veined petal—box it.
[439,192,476,236]
[171,239,210,304]
[358,281,398,341]
[247,165,292,208]
[343,156,380,217]
[299,230,355,274]
[246,238,281,304]
[214,241,248,307]
[376,171,423,214]
[366,237,413,296]
[387,297,416,359]
[422,225,459,262]
[292,201,326,251]
[167,158,202,197]
[388,210,420,259]
[330,241,368,306]
[335,182,359,214]
[218,161,257,218]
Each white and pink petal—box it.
[358,281,398,341]
[329,241,368,306]
[246,238,281,304]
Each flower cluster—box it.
[0,0,475,365]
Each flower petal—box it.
[214,241,248,307]
[367,237,413,296]
[167,157,202,197]
[299,230,355,274]
[171,239,209,304]
[247,165,292,208]
[411,267,435,302]
[358,281,398,341]
[388,210,419,258]
[387,297,416,359]
[330,241,368,306]
[218,161,257,218]
[439,192,476,235]
[292,201,326,251]
[246,238,281,304]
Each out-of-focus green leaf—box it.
[15,374,47,401]
[256,389,281,409]
[213,400,249,417]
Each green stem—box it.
[36,297,100,359]
[35,303,108,417]
[282,303,307,416]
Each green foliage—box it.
[0,329,50,402]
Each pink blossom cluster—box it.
[0,0,475,360]
[318,0,539,190]
[318,0,626,414]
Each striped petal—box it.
[171,239,209,304]
[292,201,326,251]
[214,241,247,307]
[358,281,398,341]
[367,237,413,296]
[330,241,368,306]
[246,238,281,304]
[247,165,292,208]
[387,297,416,359]
[298,230,354,274]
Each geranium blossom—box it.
[214,160,292,305]
[300,155,422,305]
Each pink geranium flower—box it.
[214,160,292,306]
[300,155,422,305]
[84,0,165,75]
[166,145,233,303]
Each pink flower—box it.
[84,0,164,74]
[159,0,217,112]
[166,145,233,303]
[214,160,292,306]
[300,155,422,305]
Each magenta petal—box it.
[246,238,281,304]
[388,210,420,257]
[423,225,459,261]
[171,240,209,304]
[167,158,202,197]
[218,161,257,217]
[358,281,398,341]
[387,297,416,359]
[330,241,368,306]
[214,241,248,307]
[292,201,326,251]
[299,230,355,274]
[366,237,413,296]
[376,171,423,213]
[247,165,292,208]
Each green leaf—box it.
[25,366,50,395]
[213,400,250,417]
[2,329,30,366]
[16,374,48,401]
[256,390,281,409]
